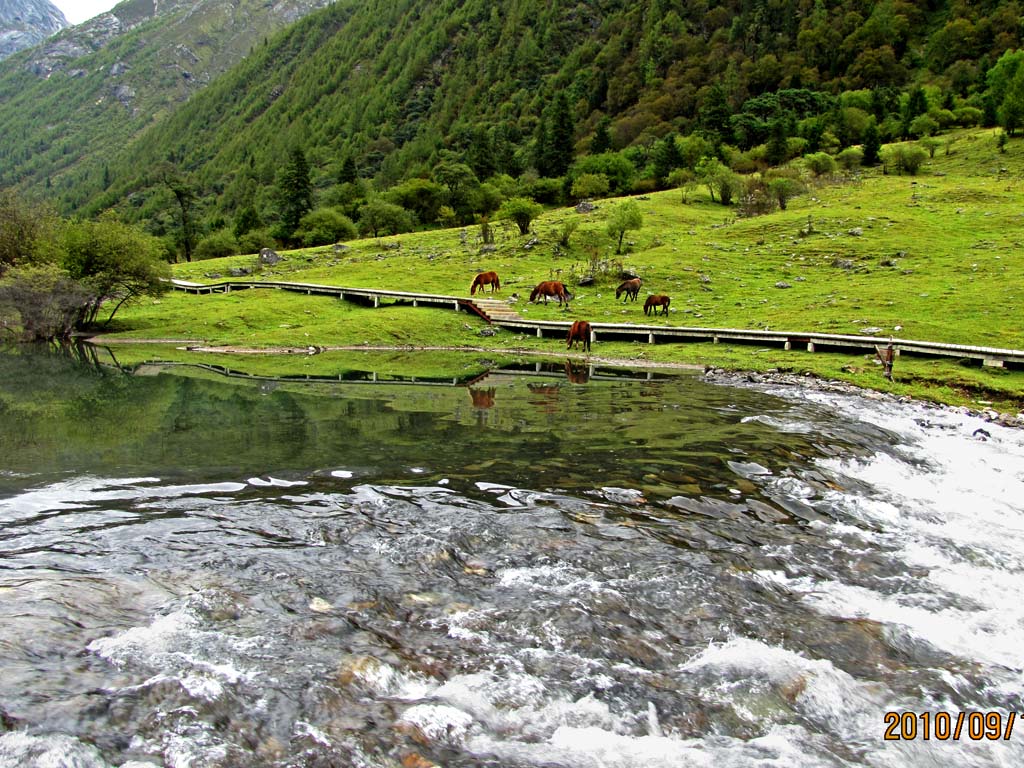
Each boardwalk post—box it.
[876,342,895,380]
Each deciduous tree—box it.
[62,215,169,326]
[358,198,414,237]
[498,197,542,235]
[607,200,643,254]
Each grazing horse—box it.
[615,277,643,302]
[470,271,501,295]
[566,320,592,352]
[644,294,671,316]
[529,281,573,306]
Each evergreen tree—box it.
[338,156,358,184]
[591,116,612,155]
[901,87,928,138]
[766,120,789,166]
[156,162,197,263]
[277,147,313,240]
[588,70,609,112]
[699,84,733,146]
[540,92,575,177]
[492,126,521,177]
[467,126,496,180]
[862,121,882,166]
[234,203,262,238]
[652,133,683,185]
[999,68,1024,136]
[533,115,550,174]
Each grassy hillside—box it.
[7,0,1016,244]
[96,129,1024,411]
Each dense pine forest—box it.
[5,0,1024,261]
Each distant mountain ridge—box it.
[2,0,1023,243]
[0,0,66,59]
[0,0,333,206]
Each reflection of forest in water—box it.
[0,345,847,509]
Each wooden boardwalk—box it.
[168,278,1024,369]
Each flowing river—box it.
[0,348,1022,767]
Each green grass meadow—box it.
[102,129,1024,411]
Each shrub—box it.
[295,208,358,247]
[804,152,837,177]
[568,152,637,194]
[837,146,864,171]
[237,228,275,255]
[884,145,929,175]
[909,114,940,138]
[194,230,239,260]
[498,197,543,235]
[571,173,610,200]
[358,199,414,238]
[954,107,984,127]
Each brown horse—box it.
[470,271,501,295]
[616,277,643,302]
[566,320,592,352]
[529,281,573,306]
[644,294,671,316]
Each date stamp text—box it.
[884,711,1015,741]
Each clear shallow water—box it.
[1,350,1023,767]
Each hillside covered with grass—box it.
[3,0,1022,264]
[97,128,1024,411]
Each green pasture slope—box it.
[104,130,1024,411]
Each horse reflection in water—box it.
[564,359,590,384]
[527,381,562,414]
[469,387,496,408]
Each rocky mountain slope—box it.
[0,0,332,204]
[0,0,66,60]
